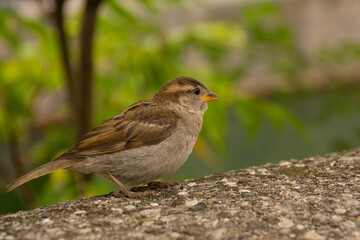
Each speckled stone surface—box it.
[1,149,360,240]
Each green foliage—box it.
[317,42,360,64]
[235,96,310,141]
[239,2,305,79]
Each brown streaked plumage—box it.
[68,101,178,156]
[6,76,219,198]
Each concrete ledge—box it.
[1,149,360,239]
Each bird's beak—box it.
[201,91,219,102]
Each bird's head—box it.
[154,76,219,113]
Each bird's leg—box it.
[104,172,155,198]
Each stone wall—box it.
[1,148,359,239]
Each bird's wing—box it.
[65,101,178,157]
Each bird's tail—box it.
[6,159,74,192]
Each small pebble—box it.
[185,199,199,207]
[281,191,292,197]
[41,218,54,225]
[170,232,181,238]
[277,218,294,229]
[188,202,207,211]
[279,161,291,166]
[221,178,228,182]
[335,208,346,214]
[141,220,154,226]
[213,228,226,240]
[124,205,135,211]
[111,208,123,214]
[225,182,237,187]
[139,208,161,218]
[331,215,342,222]
[178,191,188,196]
[73,210,86,215]
[296,224,305,230]
[160,215,178,222]
[241,201,249,207]
[303,230,325,240]
[342,220,356,229]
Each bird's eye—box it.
[193,87,200,95]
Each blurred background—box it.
[1,0,360,214]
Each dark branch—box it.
[53,0,75,106]
[76,0,103,139]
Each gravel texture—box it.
[1,149,360,239]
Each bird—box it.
[6,76,219,198]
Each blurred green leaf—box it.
[317,42,360,64]
[106,0,139,25]
[235,97,262,134]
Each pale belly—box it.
[69,129,198,185]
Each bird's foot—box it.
[147,181,180,188]
[131,181,180,192]
[111,190,155,198]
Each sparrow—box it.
[6,76,219,198]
